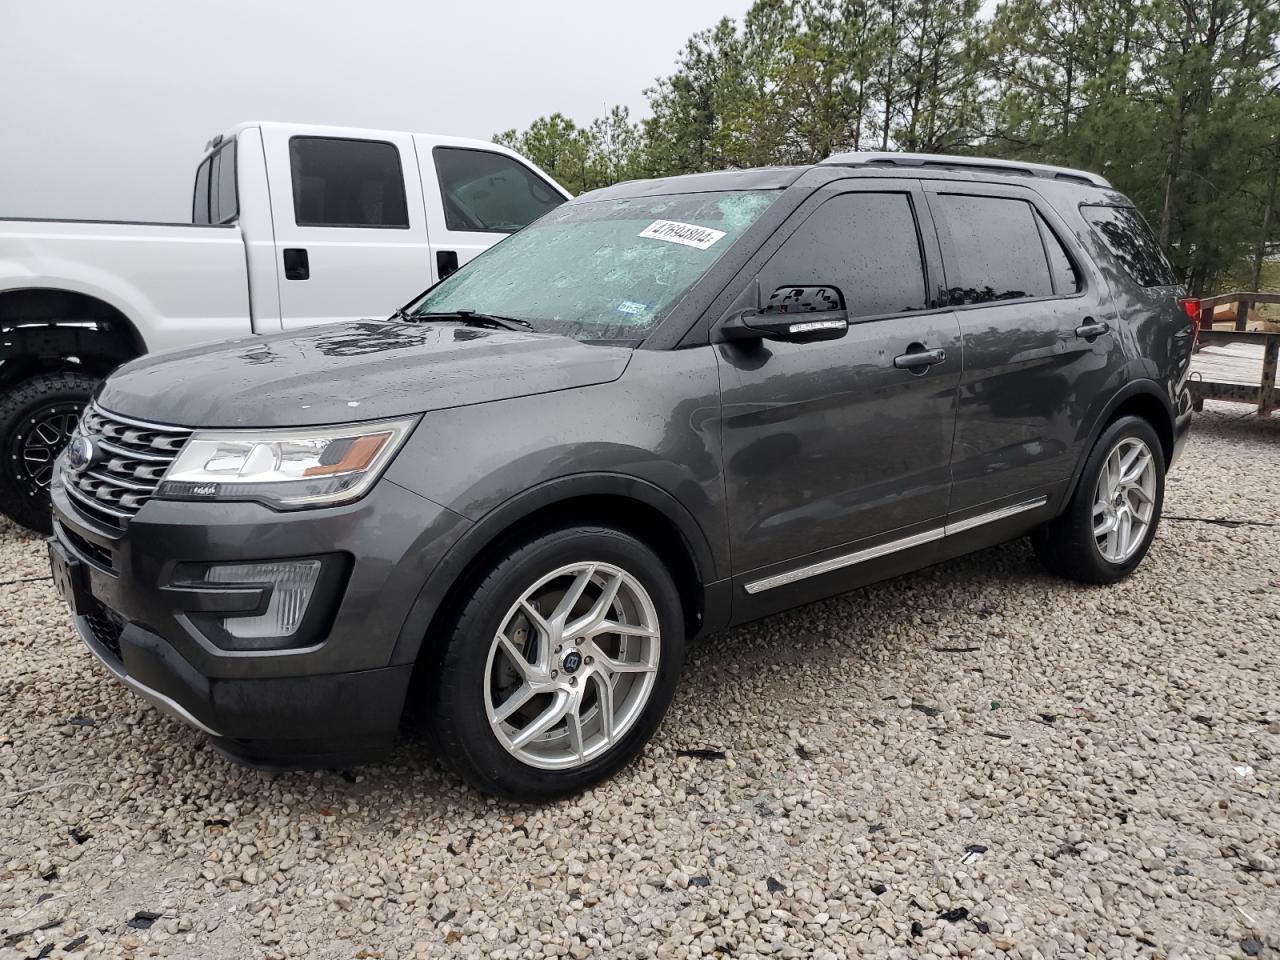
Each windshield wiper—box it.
[406,309,533,332]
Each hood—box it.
[97,321,634,428]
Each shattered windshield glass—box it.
[408,190,777,341]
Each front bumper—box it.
[50,472,469,766]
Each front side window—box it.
[933,194,1053,304]
[289,137,409,228]
[1081,204,1177,287]
[433,147,565,233]
[758,192,927,319]
[410,190,776,341]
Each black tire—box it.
[427,525,686,802]
[1033,415,1166,584]
[0,372,98,535]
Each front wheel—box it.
[0,372,98,534]
[427,525,685,801]
[1033,415,1166,584]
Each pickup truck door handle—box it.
[283,248,309,281]
[893,347,947,369]
[1074,319,1110,340]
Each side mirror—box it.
[718,285,849,344]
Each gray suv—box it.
[47,153,1194,800]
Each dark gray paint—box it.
[53,159,1194,763]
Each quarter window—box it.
[759,192,928,320]
[1036,211,1081,295]
[209,140,238,224]
[1081,204,1177,287]
[433,147,564,233]
[289,137,409,228]
[192,157,211,224]
[932,194,1053,304]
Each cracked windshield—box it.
[409,190,777,341]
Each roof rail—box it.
[821,152,1111,188]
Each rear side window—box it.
[932,194,1053,304]
[759,192,927,319]
[433,147,564,233]
[1081,204,1177,287]
[289,137,409,228]
[209,141,238,224]
[192,157,211,224]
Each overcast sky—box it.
[0,0,752,221]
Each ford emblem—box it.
[66,435,96,475]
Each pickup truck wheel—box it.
[1032,415,1166,585]
[428,525,685,802]
[0,372,97,534]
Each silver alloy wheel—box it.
[484,561,661,771]
[1092,436,1157,564]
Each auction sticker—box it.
[638,220,726,250]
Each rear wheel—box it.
[1033,415,1165,584]
[428,525,685,801]
[0,372,97,534]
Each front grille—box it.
[62,405,192,530]
[82,595,125,661]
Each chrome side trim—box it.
[743,496,1050,595]
[944,495,1048,536]
[744,527,945,594]
[75,618,222,737]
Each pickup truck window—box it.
[409,190,776,342]
[192,141,237,225]
[289,137,409,229]
[433,147,564,234]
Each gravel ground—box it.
[2,403,1278,960]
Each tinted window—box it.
[759,192,927,319]
[1082,204,1177,287]
[933,194,1053,304]
[192,157,211,224]
[1036,211,1081,295]
[433,147,564,233]
[289,137,409,228]
[208,141,238,224]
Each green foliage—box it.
[496,0,1280,294]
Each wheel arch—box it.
[390,474,728,673]
[0,287,147,385]
[1066,379,1175,503]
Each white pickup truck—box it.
[0,121,570,531]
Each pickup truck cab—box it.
[0,121,570,531]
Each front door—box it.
[260,125,431,329]
[717,182,962,612]
[922,183,1120,518]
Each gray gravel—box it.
[2,402,1278,960]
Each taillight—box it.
[1178,297,1201,334]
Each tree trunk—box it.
[1252,138,1280,291]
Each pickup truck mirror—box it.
[718,285,850,344]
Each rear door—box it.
[417,140,567,280]
[260,126,431,329]
[717,180,962,613]
[923,181,1119,520]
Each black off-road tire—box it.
[427,525,686,802]
[0,372,98,535]
[1032,415,1166,585]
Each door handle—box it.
[1074,319,1110,340]
[436,250,459,279]
[283,248,309,281]
[893,347,947,369]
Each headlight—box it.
[155,417,416,508]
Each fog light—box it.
[203,560,321,640]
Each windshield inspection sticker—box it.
[616,300,648,316]
[638,219,726,250]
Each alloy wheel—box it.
[484,561,661,771]
[10,402,83,497]
[1092,436,1157,564]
